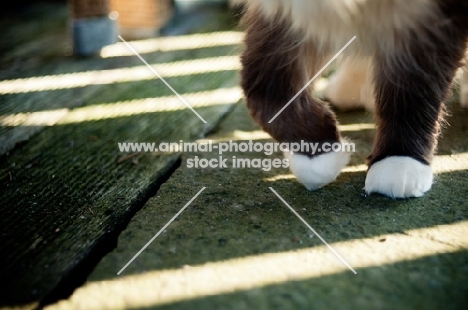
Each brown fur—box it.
[239,0,468,166]
[240,11,339,156]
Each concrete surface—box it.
[1,2,468,310]
[49,100,468,309]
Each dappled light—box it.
[263,153,468,183]
[0,87,242,126]
[0,10,248,305]
[47,221,468,310]
[0,109,69,127]
[432,153,468,173]
[196,130,272,144]
[337,153,468,174]
[339,123,375,132]
[0,56,240,94]
[100,31,244,58]
[263,174,296,182]
[231,130,271,141]
[2,2,468,309]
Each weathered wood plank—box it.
[0,4,243,308]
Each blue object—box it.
[72,16,117,56]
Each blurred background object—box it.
[174,0,228,13]
[69,0,117,56]
[109,0,174,39]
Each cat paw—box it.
[365,156,433,198]
[284,150,350,190]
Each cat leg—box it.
[365,28,467,198]
[323,58,375,112]
[240,10,349,190]
[461,64,468,108]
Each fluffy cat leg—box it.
[240,10,349,190]
[365,29,467,198]
[461,64,468,108]
[323,58,375,111]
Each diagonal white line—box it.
[117,187,207,275]
[118,35,208,124]
[268,36,356,123]
[269,187,357,274]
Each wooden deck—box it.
[0,3,242,307]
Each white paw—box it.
[365,156,433,198]
[284,149,350,190]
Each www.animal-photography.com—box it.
[1,1,467,309]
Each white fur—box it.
[365,156,433,198]
[284,149,350,190]
[324,58,375,111]
[231,0,437,55]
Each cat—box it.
[231,0,468,198]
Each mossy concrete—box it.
[50,99,468,309]
[1,2,468,310]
